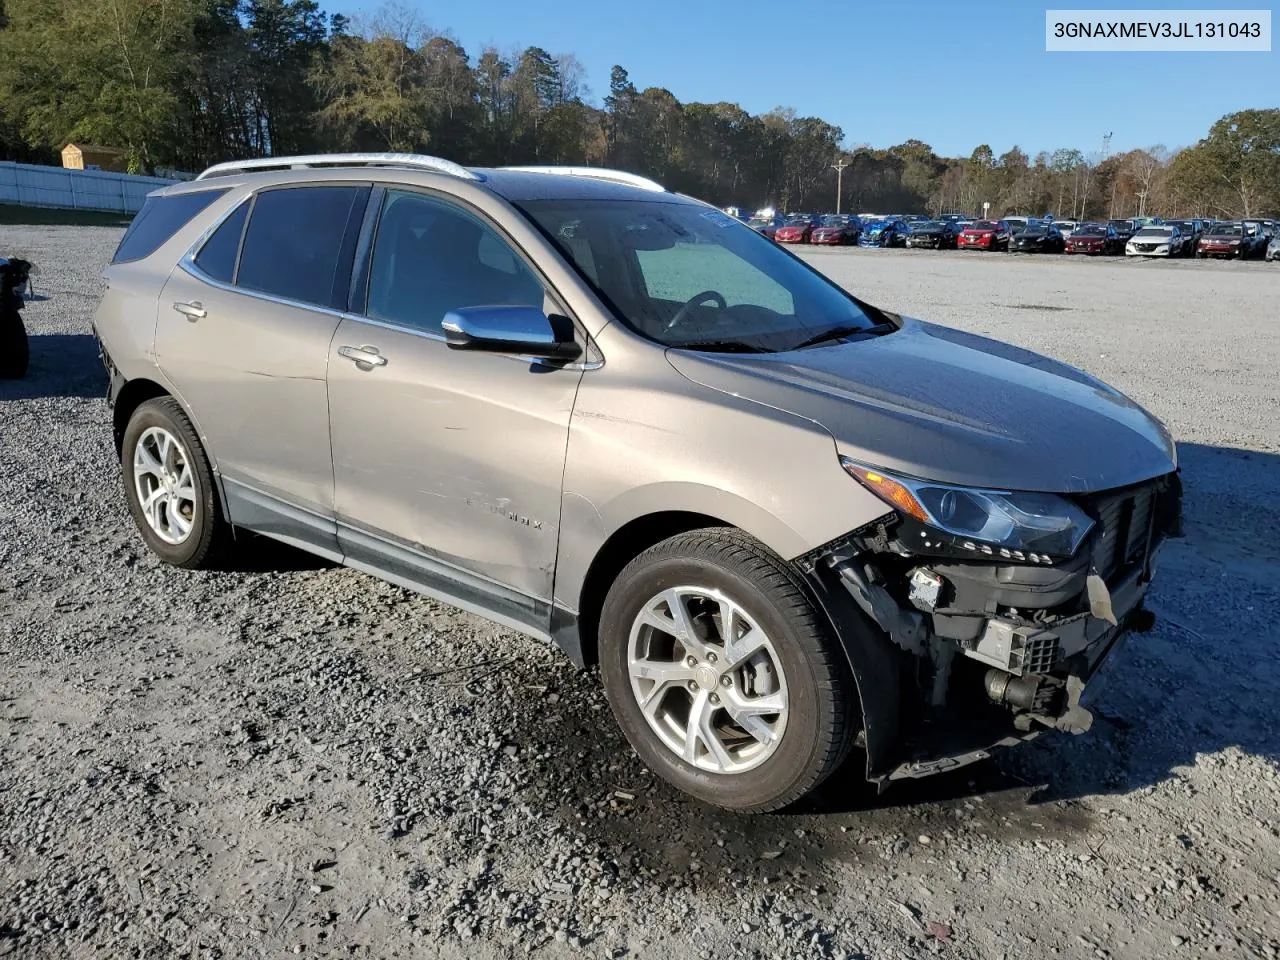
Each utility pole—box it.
[831,157,850,214]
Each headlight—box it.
[841,458,1095,561]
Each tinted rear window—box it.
[112,189,229,264]
[235,187,365,309]
[193,200,249,283]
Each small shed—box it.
[61,144,130,173]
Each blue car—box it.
[857,218,908,248]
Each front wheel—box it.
[598,528,857,812]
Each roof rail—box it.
[195,153,482,182]
[499,165,665,193]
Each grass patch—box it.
[0,204,131,227]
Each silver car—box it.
[94,153,1182,811]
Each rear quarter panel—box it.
[95,186,252,416]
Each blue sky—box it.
[333,0,1277,158]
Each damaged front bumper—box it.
[797,471,1182,785]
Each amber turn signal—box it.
[841,461,931,523]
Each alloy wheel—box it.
[627,586,788,774]
[132,426,197,545]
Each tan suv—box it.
[94,154,1181,811]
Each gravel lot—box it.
[2,227,1278,960]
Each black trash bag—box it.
[0,257,32,380]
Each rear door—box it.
[326,187,587,632]
[155,184,369,553]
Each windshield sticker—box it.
[698,210,738,229]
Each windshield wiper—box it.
[789,322,896,351]
[670,339,770,354]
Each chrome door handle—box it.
[172,301,206,320]
[337,344,388,368]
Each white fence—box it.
[0,161,177,214]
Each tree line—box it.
[1,0,1277,219]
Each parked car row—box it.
[744,207,1279,262]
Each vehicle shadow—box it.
[0,333,108,400]
[226,532,338,573]
[539,442,1280,852]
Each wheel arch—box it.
[112,377,232,524]
[571,510,733,668]
[112,377,172,456]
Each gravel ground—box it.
[1,227,1278,960]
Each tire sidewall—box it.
[599,552,833,809]
[121,399,217,567]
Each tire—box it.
[598,527,857,812]
[121,396,231,569]
[0,309,28,379]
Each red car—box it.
[774,218,815,244]
[957,219,1011,251]
[1065,222,1122,255]
[809,215,861,245]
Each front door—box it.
[326,188,586,634]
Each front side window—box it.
[112,189,228,264]
[236,186,365,309]
[519,199,884,352]
[365,190,544,334]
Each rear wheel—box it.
[121,397,231,569]
[598,528,857,812]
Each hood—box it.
[666,318,1176,494]
[962,227,994,235]
[1070,234,1105,242]
[1202,232,1241,241]
[910,226,943,235]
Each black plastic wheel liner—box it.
[799,561,904,785]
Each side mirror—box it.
[442,305,582,360]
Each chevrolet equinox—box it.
[94,154,1182,811]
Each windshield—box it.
[913,221,943,230]
[1019,226,1048,236]
[1074,225,1106,236]
[1210,224,1243,236]
[518,199,885,352]
[817,215,847,227]
[1108,220,1133,230]
[1135,227,1173,238]
[747,217,772,227]
[967,220,997,230]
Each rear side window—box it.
[112,189,229,264]
[236,186,366,309]
[193,200,249,283]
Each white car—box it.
[1056,220,1079,238]
[1125,225,1186,258]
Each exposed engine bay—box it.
[798,470,1183,783]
